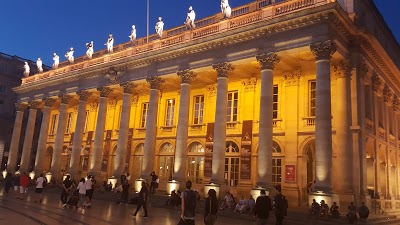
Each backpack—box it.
[183,190,196,218]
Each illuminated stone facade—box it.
[6,0,400,209]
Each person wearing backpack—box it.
[179,180,196,225]
[274,185,288,225]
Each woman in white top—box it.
[35,173,46,203]
[77,178,86,208]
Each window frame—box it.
[309,80,316,117]
[193,95,204,125]
[227,91,238,122]
[50,114,59,135]
[165,99,175,127]
[140,102,149,128]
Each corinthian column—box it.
[113,82,135,177]
[69,90,91,178]
[141,76,163,180]
[6,103,28,172]
[310,40,336,193]
[89,87,113,176]
[50,94,73,176]
[20,101,41,173]
[173,70,196,182]
[333,61,353,193]
[255,52,280,189]
[210,62,234,185]
[35,98,56,173]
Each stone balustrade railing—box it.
[21,0,331,86]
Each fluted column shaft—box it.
[7,103,28,172]
[20,102,40,173]
[310,41,336,193]
[255,53,280,188]
[114,83,134,177]
[174,70,196,182]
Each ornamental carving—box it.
[15,103,28,112]
[333,60,352,79]
[392,96,400,113]
[89,101,98,112]
[241,78,257,91]
[207,84,217,96]
[370,74,381,92]
[108,99,118,109]
[212,62,234,78]
[177,69,196,84]
[131,95,139,105]
[383,86,393,104]
[59,94,73,104]
[77,90,91,101]
[256,52,280,70]
[43,98,56,107]
[356,62,369,81]
[104,66,128,85]
[120,81,136,94]
[146,76,164,89]
[310,40,336,60]
[284,72,301,86]
[29,101,41,110]
[97,86,113,97]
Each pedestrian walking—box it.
[84,175,94,208]
[178,180,196,225]
[204,189,218,225]
[12,171,21,198]
[254,190,272,225]
[120,179,130,204]
[77,178,87,209]
[61,175,74,208]
[149,172,158,194]
[273,185,288,225]
[19,172,30,200]
[3,172,13,196]
[132,181,149,218]
[34,173,46,203]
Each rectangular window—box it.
[141,102,149,128]
[187,156,205,184]
[227,91,238,122]
[193,95,204,125]
[309,81,316,117]
[378,97,384,127]
[65,113,73,134]
[273,85,278,119]
[50,114,59,135]
[224,157,239,187]
[159,156,174,182]
[165,99,175,126]
[84,110,89,132]
[272,158,282,186]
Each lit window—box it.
[141,102,149,128]
[224,141,240,187]
[165,99,175,126]
[227,91,238,122]
[272,158,282,186]
[273,85,278,119]
[309,81,316,117]
[187,142,205,184]
[193,95,204,125]
[84,110,89,132]
[50,114,59,135]
[65,113,73,134]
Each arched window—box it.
[132,143,144,180]
[187,142,204,184]
[159,142,174,182]
[225,141,240,187]
[272,141,283,186]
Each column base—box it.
[45,172,52,183]
[29,171,36,180]
[2,170,7,179]
[309,192,340,209]
[166,180,180,195]
[107,177,118,190]
[135,178,146,193]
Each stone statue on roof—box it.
[36,58,43,73]
[105,34,114,53]
[129,25,137,43]
[86,41,94,59]
[23,62,30,77]
[155,17,164,38]
[221,0,232,18]
[185,6,196,30]
[53,53,59,69]
[65,47,74,64]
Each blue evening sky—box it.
[0,0,398,66]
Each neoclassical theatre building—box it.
[6,0,400,208]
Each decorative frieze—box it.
[310,40,336,60]
[256,52,280,70]
[104,66,128,85]
[120,81,136,94]
[284,72,301,86]
[241,78,257,91]
[97,86,113,98]
[146,76,164,89]
[333,60,352,79]
[43,98,56,107]
[77,90,91,101]
[59,94,73,104]
[212,62,234,78]
[177,69,196,84]
[206,84,217,96]
[15,103,28,112]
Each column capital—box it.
[77,90,91,101]
[120,81,136,94]
[256,52,280,70]
[29,101,41,110]
[356,62,369,81]
[284,71,301,86]
[392,96,400,113]
[371,74,382,93]
[58,94,73,104]
[383,85,393,104]
[177,69,196,84]
[97,86,113,97]
[15,103,28,112]
[333,60,352,79]
[212,62,234,78]
[43,98,57,107]
[146,76,164,89]
[310,40,336,60]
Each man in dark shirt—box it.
[274,186,288,225]
[132,181,149,217]
[13,172,21,198]
[254,190,272,225]
[61,175,74,208]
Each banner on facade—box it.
[204,123,214,178]
[125,128,134,173]
[101,130,112,173]
[82,131,93,171]
[285,165,296,182]
[240,120,252,180]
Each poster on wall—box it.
[240,120,252,180]
[285,165,296,182]
[68,132,74,152]
[82,131,93,171]
[101,130,112,173]
[125,128,134,173]
[204,123,214,178]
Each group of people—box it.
[253,186,288,225]
[3,171,30,200]
[310,199,370,223]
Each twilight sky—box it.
[0,0,398,66]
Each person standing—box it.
[204,189,218,225]
[34,173,46,203]
[132,181,149,218]
[84,175,94,208]
[77,178,86,208]
[120,179,130,204]
[61,175,74,208]
[19,172,30,200]
[179,181,196,225]
[3,172,13,196]
[254,190,272,225]
[150,172,158,194]
[13,172,21,198]
[274,186,288,225]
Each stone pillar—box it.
[310,40,336,194]
[255,53,280,189]
[113,82,135,177]
[393,97,400,199]
[6,103,28,172]
[19,101,41,173]
[69,90,91,178]
[173,70,196,182]
[371,74,382,197]
[210,62,234,185]
[50,94,73,176]
[141,76,163,180]
[89,87,113,176]
[383,86,393,198]
[35,98,56,173]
